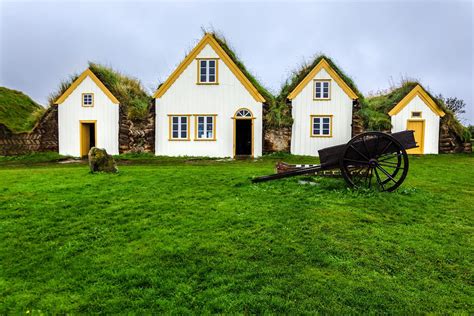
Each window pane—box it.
[206,116,213,124]
[209,67,215,75]
[323,129,329,135]
[182,117,187,123]
[208,60,215,67]
[181,131,187,138]
[198,117,204,123]
[323,82,329,88]
[173,117,178,123]
[323,118,330,123]
[200,60,207,68]
[173,131,178,138]
[209,74,215,82]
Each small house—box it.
[153,33,267,158]
[285,57,360,156]
[55,69,120,157]
[388,84,445,154]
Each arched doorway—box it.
[233,108,254,157]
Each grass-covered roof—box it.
[279,55,365,102]
[210,32,274,105]
[365,81,470,141]
[0,86,45,133]
[50,63,151,121]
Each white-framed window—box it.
[314,80,331,100]
[198,59,218,84]
[82,93,94,107]
[195,115,216,140]
[412,111,422,118]
[169,115,190,140]
[311,115,332,137]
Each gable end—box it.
[153,34,265,103]
[287,58,358,101]
[55,69,119,105]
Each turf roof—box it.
[0,86,45,133]
[210,32,274,104]
[279,55,365,102]
[50,63,152,121]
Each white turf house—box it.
[153,33,266,158]
[287,58,359,156]
[55,69,120,157]
[389,84,445,154]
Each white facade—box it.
[155,40,263,158]
[58,75,119,156]
[390,94,440,154]
[290,68,354,156]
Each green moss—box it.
[49,63,152,121]
[0,87,45,133]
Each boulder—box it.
[88,147,118,173]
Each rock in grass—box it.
[88,147,118,173]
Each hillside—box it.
[0,87,45,133]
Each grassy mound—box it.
[49,63,151,121]
[366,81,470,141]
[0,87,45,133]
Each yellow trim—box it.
[79,120,97,157]
[81,93,94,107]
[406,119,425,154]
[153,34,265,103]
[168,115,191,141]
[287,58,357,100]
[193,114,217,141]
[310,115,333,138]
[388,85,445,117]
[313,79,332,101]
[232,108,254,158]
[55,69,119,105]
[196,58,219,85]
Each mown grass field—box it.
[0,154,473,313]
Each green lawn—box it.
[0,154,473,313]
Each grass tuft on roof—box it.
[366,80,470,141]
[49,63,152,121]
[0,86,45,133]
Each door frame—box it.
[232,108,255,158]
[406,119,425,154]
[79,120,97,157]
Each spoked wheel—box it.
[340,132,409,192]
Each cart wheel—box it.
[340,132,409,192]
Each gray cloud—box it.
[1,0,472,124]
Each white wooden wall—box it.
[290,68,353,156]
[391,95,440,154]
[58,76,119,156]
[155,44,263,157]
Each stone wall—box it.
[439,122,472,154]
[0,106,58,156]
[118,104,155,154]
[263,127,291,153]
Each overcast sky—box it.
[1,0,473,124]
